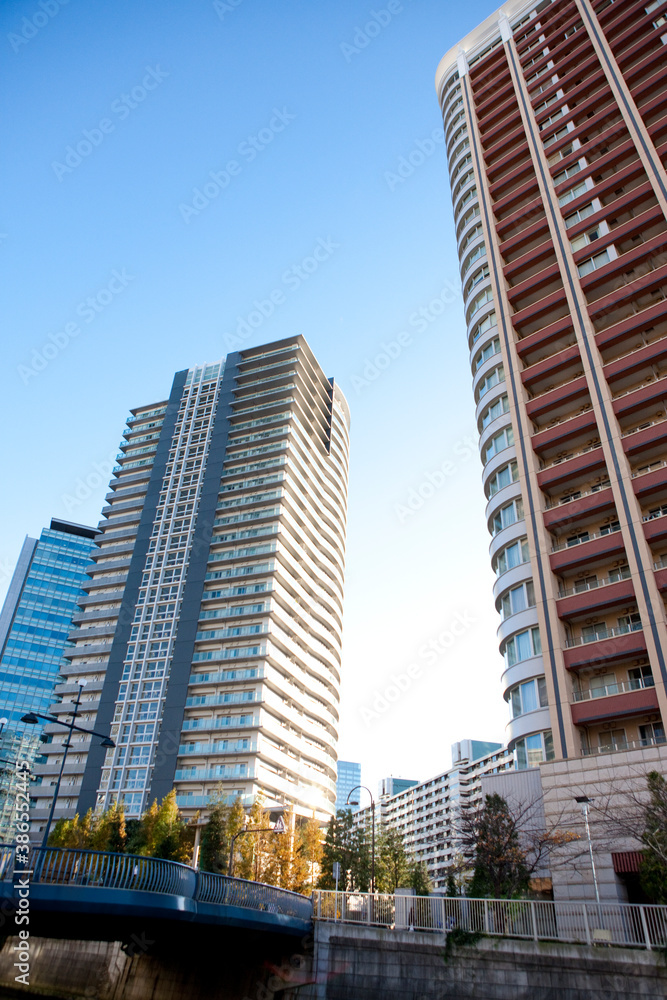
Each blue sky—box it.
[1,0,507,792]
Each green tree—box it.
[318,809,371,892]
[410,859,432,896]
[89,800,127,852]
[236,798,271,882]
[465,794,531,899]
[640,770,667,903]
[199,795,246,874]
[376,827,412,893]
[299,814,324,894]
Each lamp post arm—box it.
[227,827,277,877]
[25,710,112,742]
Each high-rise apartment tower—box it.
[436,0,667,773]
[33,337,350,833]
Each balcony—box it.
[573,676,655,703]
[563,624,647,670]
[571,681,659,726]
[526,376,589,423]
[643,509,667,544]
[580,735,666,757]
[632,460,667,500]
[537,446,606,492]
[622,417,667,458]
[531,408,597,454]
[543,486,616,532]
[556,576,635,618]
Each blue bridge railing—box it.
[1,846,312,922]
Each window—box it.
[598,728,627,752]
[501,579,534,618]
[570,226,601,252]
[543,125,570,149]
[574,575,597,593]
[496,537,530,575]
[539,107,565,131]
[488,461,519,497]
[484,426,514,462]
[465,264,490,298]
[470,310,497,345]
[639,722,665,745]
[559,180,588,207]
[508,676,547,717]
[482,394,510,429]
[462,242,487,280]
[474,336,500,372]
[493,496,524,536]
[608,564,630,583]
[554,160,582,186]
[478,364,505,398]
[515,731,554,769]
[628,664,654,689]
[618,612,641,633]
[578,248,611,276]
[564,201,597,228]
[505,626,542,665]
[589,672,618,698]
[469,287,494,318]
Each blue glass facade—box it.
[0,519,97,839]
[335,760,362,813]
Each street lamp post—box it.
[347,784,375,894]
[21,682,115,849]
[228,816,286,877]
[575,795,600,904]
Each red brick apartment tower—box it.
[436,0,667,899]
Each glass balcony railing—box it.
[566,621,642,647]
[572,677,654,702]
[581,735,666,757]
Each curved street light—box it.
[21,682,115,848]
[347,784,375,894]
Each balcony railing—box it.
[539,441,601,472]
[544,481,611,511]
[558,571,630,597]
[622,416,667,439]
[312,890,667,950]
[565,622,642,647]
[581,735,666,757]
[632,459,667,479]
[572,677,654,702]
[552,524,621,552]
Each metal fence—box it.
[312,890,667,950]
[0,846,312,921]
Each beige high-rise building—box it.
[437,0,667,899]
[33,337,350,833]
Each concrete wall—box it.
[0,926,314,1000]
[301,922,667,1000]
[540,743,667,903]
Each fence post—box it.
[530,901,538,942]
[582,903,591,946]
[639,905,652,951]
[484,900,490,935]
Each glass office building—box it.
[0,519,98,840]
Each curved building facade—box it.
[437,0,667,770]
